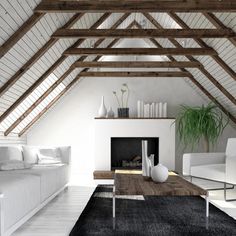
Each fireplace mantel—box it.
[94,119,175,171]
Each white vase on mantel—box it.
[98,96,107,118]
[106,106,115,118]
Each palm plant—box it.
[176,103,228,152]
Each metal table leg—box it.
[206,192,209,218]
[113,185,116,218]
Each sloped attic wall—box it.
[27,38,236,185]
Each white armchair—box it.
[183,138,236,201]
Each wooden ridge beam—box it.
[35,1,236,13]
[142,14,236,105]
[0,13,45,59]
[52,28,235,39]
[5,15,131,135]
[0,13,112,124]
[168,12,236,80]
[135,22,236,124]
[203,12,236,47]
[72,61,202,68]
[0,13,84,97]
[64,48,217,56]
[79,71,191,77]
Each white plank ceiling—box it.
[0,0,235,135]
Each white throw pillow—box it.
[22,146,39,164]
[0,146,23,162]
[0,160,32,171]
[39,148,58,158]
[37,153,62,165]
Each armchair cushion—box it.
[183,152,225,176]
[191,164,225,183]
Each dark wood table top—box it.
[114,172,207,196]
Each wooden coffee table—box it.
[113,170,209,219]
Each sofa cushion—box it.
[0,173,40,231]
[191,164,226,182]
[39,148,59,158]
[0,160,32,171]
[22,146,39,164]
[0,146,23,162]
[12,164,69,202]
[37,153,62,165]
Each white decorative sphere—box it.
[151,164,169,183]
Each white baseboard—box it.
[1,185,68,236]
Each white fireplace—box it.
[94,118,175,171]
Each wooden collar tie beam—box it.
[79,71,191,77]
[52,29,235,38]
[64,48,217,56]
[72,61,203,69]
[35,1,236,13]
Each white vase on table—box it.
[151,163,169,183]
[98,96,107,117]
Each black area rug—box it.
[70,185,236,236]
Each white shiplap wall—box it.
[0,1,235,136]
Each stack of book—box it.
[137,101,168,118]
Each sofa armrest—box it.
[226,156,236,184]
[183,152,225,176]
[57,146,71,165]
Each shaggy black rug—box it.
[70,186,236,236]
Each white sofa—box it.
[183,138,236,201]
[0,145,71,236]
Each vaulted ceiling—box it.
[0,0,235,136]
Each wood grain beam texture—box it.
[52,29,235,38]
[0,13,84,97]
[64,48,217,56]
[0,13,45,59]
[72,61,202,69]
[143,13,236,106]
[35,1,236,13]
[0,13,112,125]
[168,12,236,80]
[203,12,236,47]
[5,14,131,136]
[134,21,236,124]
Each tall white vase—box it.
[98,96,107,117]
[142,140,154,177]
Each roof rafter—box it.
[143,13,236,106]
[34,1,236,13]
[0,13,112,124]
[0,13,85,97]
[203,12,236,47]
[0,12,45,59]
[167,12,236,80]
[4,14,131,136]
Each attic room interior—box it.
[0,0,236,235]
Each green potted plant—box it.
[176,103,228,152]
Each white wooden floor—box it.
[13,178,236,236]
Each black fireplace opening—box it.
[111,137,159,170]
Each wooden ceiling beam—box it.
[0,13,84,97]
[64,47,217,56]
[5,15,131,135]
[0,13,112,124]
[52,28,235,38]
[134,22,236,123]
[203,12,236,47]
[168,12,236,80]
[72,61,202,69]
[79,71,191,77]
[0,13,45,59]
[35,1,236,13]
[142,14,236,105]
